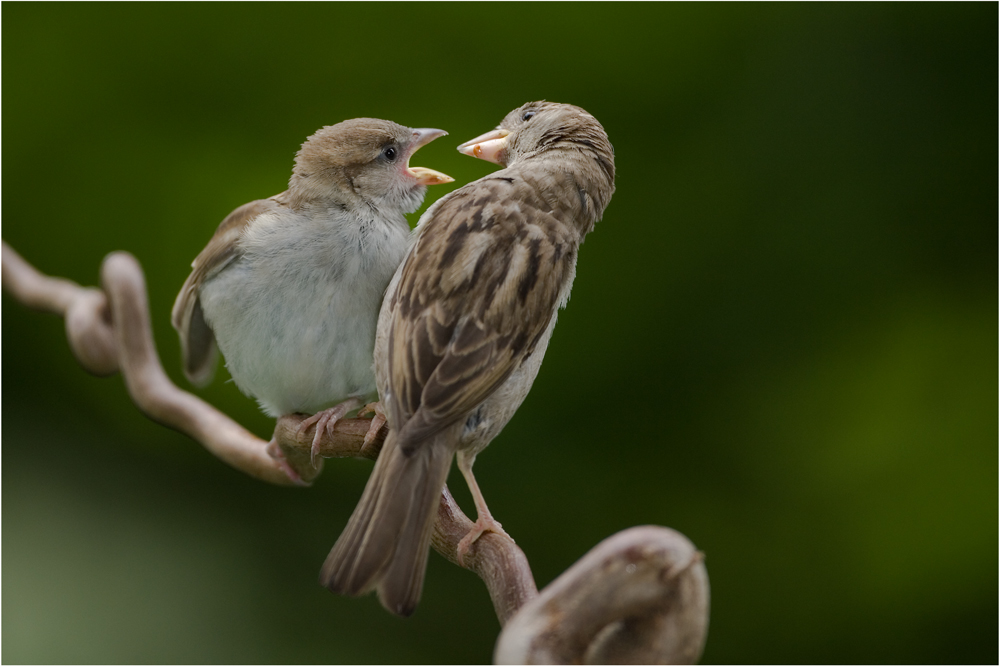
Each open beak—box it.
[457,128,510,165]
[407,128,454,186]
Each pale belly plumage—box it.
[200,210,410,417]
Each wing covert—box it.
[171,198,280,385]
[385,180,577,449]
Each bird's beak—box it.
[407,129,454,186]
[457,129,510,165]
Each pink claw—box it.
[357,401,388,455]
[296,398,363,466]
[457,514,512,568]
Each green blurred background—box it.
[3,3,996,663]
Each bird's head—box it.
[457,101,616,226]
[289,118,453,214]
[457,101,615,182]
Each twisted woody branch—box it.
[2,240,709,664]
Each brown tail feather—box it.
[320,427,456,616]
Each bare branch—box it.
[2,241,118,376]
[495,526,710,664]
[3,240,710,663]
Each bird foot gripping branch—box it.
[356,401,388,454]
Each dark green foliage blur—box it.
[3,3,996,663]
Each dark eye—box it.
[382,146,397,161]
[521,110,536,122]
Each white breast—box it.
[200,207,411,417]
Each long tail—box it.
[320,427,456,616]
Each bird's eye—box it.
[382,146,397,161]
[521,110,536,122]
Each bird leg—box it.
[356,401,387,456]
[297,397,364,466]
[456,449,513,567]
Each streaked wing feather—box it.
[387,181,577,449]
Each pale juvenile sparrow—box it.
[172,119,452,469]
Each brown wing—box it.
[171,198,281,386]
[386,178,578,450]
